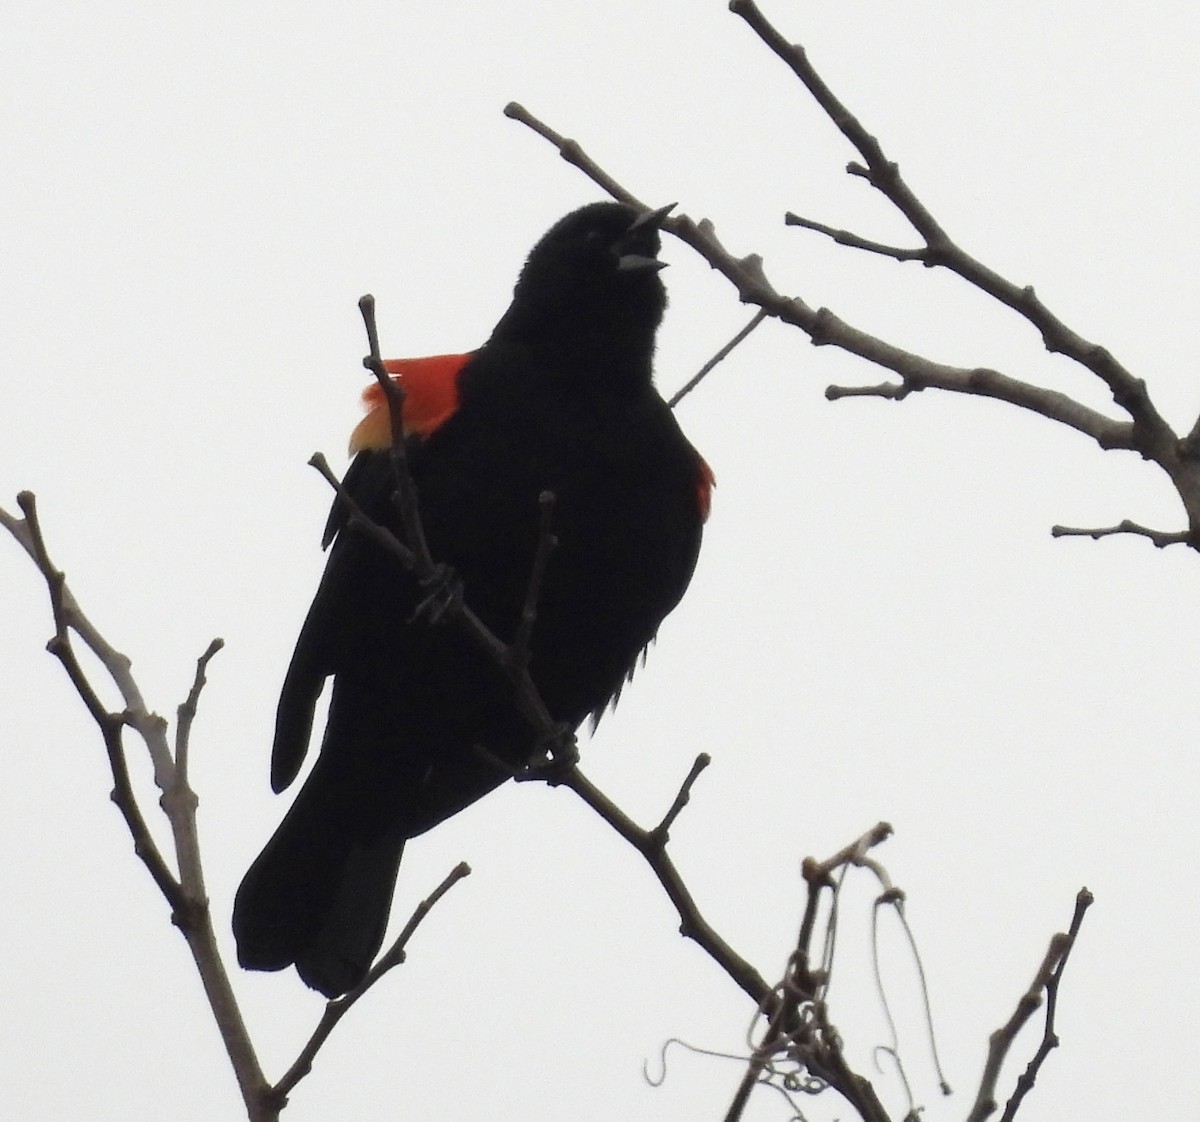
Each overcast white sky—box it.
[3,2,1197,1120]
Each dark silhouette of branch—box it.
[730,3,1152,403]
[644,828,908,1122]
[308,449,553,736]
[968,889,1094,1122]
[651,751,710,840]
[728,0,1175,446]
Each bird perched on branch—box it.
[233,201,713,998]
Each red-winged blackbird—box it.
[232,202,713,998]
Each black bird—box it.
[233,202,713,997]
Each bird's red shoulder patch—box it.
[348,354,470,454]
[695,453,715,522]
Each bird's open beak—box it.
[616,202,676,272]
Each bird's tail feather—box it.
[232,769,405,998]
[295,839,404,997]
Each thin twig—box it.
[310,452,418,575]
[175,639,224,794]
[892,902,950,1096]
[724,825,902,1122]
[669,310,767,408]
[650,752,711,842]
[560,763,774,1007]
[169,638,224,908]
[510,490,558,667]
[308,451,552,733]
[358,294,437,572]
[825,379,910,402]
[785,212,927,264]
[271,862,472,1105]
[805,821,894,884]
[999,889,1094,1122]
[1051,520,1191,548]
[505,101,645,208]
[11,493,188,912]
[723,994,797,1122]
[870,895,951,1105]
[967,889,1093,1122]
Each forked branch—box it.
[0,494,274,1121]
[1,492,472,1119]
[506,0,1200,546]
[969,888,1094,1122]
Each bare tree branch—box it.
[728,0,1172,440]
[558,759,775,1007]
[506,0,1200,547]
[504,106,1138,453]
[308,449,549,729]
[651,751,710,841]
[968,888,1093,1122]
[0,493,277,1122]
[504,101,646,209]
[3,488,482,1119]
[723,824,901,1122]
[271,862,472,1106]
[1051,520,1192,548]
[359,294,440,574]
[999,888,1094,1121]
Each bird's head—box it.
[493,202,676,381]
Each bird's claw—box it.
[409,563,464,624]
[514,723,579,784]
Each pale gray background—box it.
[3,3,1195,1119]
